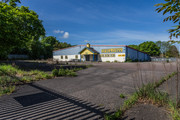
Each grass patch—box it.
[105,72,179,120]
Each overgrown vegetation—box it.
[0,64,53,96]
[0,64,87,96]
[52,67,85,77]
[105,72,179,120]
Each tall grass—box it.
[0,64,53,96]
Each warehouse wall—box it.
[53,45,150,62]
[126,47,150,61]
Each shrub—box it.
[106,61,110,63]
[52,69,59,77]
[114,60,118,63]
[126,57,133,62]
[66,70,77,77]
[58,69,66,76]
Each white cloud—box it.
[63,32,69,38]
[71,29,180,45]
[54,30,64,34]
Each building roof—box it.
[53,45,126,52]
[53,44,148,55]
[79,47,99,54]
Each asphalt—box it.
[0,62,177,120]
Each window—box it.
[81,55,83,58]
[75,55,78,59]
[65,56,68,59]
[61,56,63,59]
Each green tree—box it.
[54,42,72,50]
[139,41,160,56]
[155,0,180,41]
[0,1,45,59]
[156,41,171,57]
[28,39,44,59]
[166,45,179,57]
[41,36,59,59]
[128,45,139,50]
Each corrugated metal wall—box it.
[126,47,150,61]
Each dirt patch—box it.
[122,103,170,120]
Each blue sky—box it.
[20,0,179,49]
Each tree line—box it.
[0,0,72,59]
[129,41,179,57]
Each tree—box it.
[139,41,160,56]
[155,41,171,57]
[41,36,59,59]
[0,1,45,58]
[166,45,179,57]
[128,45,139,50]
[155,0,180,41]
[53,42,72,50]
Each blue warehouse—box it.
[53,43,151,62]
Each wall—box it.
[53,55,80,61]
[126,47,150,61]
[53,45,150,62]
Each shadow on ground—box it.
[0,83,111,120]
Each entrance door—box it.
[85,55,90,61]
[94,55,98,61]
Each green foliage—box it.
[52,68,82,77]
[72,67,83,72]
[120,94,125,98]
[0,64,53,96]
[128,45,139,50]
[52,69,59,77]
[105,72,178,120]
[155,0,180,39]
[114,60,118,63]
[156,41,171,57]
[0,1,45,58]
[129,41,160,56]
[53,42,72,51]
[58,69,67,76]
[139,41,160,56]
[126,57,133,62]
[106,61,110,63]
[166,45,179,57]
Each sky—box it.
[20,0,179,49]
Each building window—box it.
[65,56,68,59]
[81,55,83,58]
[75,55,78,59]
[61,56,63,59]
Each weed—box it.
[0,64,53,96]
[120,94,125,98]
[52,69,59,77]
[105,72,178,120]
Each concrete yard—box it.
[0,62,178,120]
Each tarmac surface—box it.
[0,62,177,120]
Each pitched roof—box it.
[79,47,99,54]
